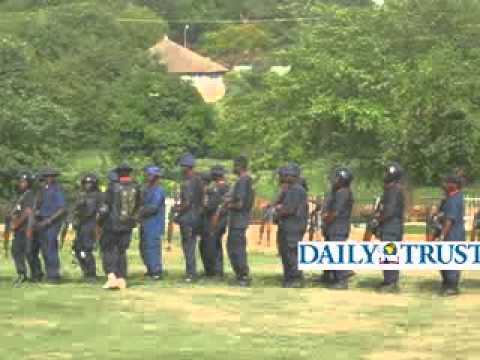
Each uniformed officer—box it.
[204,165,230,277]
[31,168,66,283]
[321,167,354,289]
[101,164,140,289]
[139,166,166,280]
[378,163,405,293]
[9,172,36,286]
[227,156,254,287]
[72,173,103,282]
[438,174,465,296]
[275,163,308,288]
[176,153,204,282]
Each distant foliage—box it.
[215,0,480,183]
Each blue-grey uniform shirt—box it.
[141,185,166,235]
[441,192,465,241]
[278,183,308,234]
[324,188,353,241]
[228,175,254,229]
[380,183,405,242]
[37,183,66,218]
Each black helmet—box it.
[115,163,133,173]
[18,171,34,187]
[285,162,301,178]
[210,165,226,178]
[384,162,403,183]
[333,167,353,186]
[82,173,98,185]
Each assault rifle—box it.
[363,196,382,242]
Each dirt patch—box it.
[15,319,58,328]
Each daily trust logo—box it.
[298,241,480,270]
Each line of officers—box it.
[4,154,467,295]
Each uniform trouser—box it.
[29,232,44,280]
[324,235,349,282]
[36,224,62,280]
[180,224,199,277]
[227,227,250,279]
[100,231,131,278]
[199,225,216,276]
[74,223,97,278]
[278,229,303,282]
[214,226,226,276]
[74,250,96,278]
[12,231,35,276]
[139,227,162,275]
[381,231,402,285]
[440,270,461,289]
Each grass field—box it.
[1,235,480,360]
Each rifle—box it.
[308,197,322,241]
[166,185,180,251]
[363,196,382,242]
[470,210,480,242]
[211,189,233,232]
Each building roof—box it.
[150,36,229,74]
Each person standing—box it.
[139,166,166,280]
[377,163,405,293]
[204,165,230,278]
[101,164,140,289]
[437,174,465,296]
[31,169,66,284]
[72,173,103,282]
[227,156,254,287]
[275,164,308,288]
[321,167,354,290]
[9,172,36,286]
[176,154,204,283]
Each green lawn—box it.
[1,234,480,359]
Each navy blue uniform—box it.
[322,188,353,282]
[277,183,308,284]
[100,178,140,279]
[73,191,103,278]
[440,191,465,289]
[32,183,66,281]
[178,174,204,278]
[227,175,254,280]
[10,190,35,278]
[203,181,230,276]
[379,183,405,285]
[139,184,166,276]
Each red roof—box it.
[150,36,229,74]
